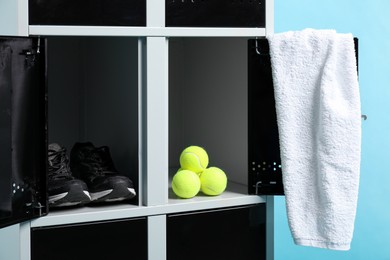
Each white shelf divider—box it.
[28,26,266,38]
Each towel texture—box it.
[267,29,361,250]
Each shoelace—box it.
[83,147,117,176]
[48,148,73,180]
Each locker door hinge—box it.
[26,201,45,217]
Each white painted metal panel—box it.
[148,215,167,260]
[28,26,266,37]
[0,0,28,36]
[143,37,169,206]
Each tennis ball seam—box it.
[202,185,220,194]
[183,152,205,168]
[199,167,227,196]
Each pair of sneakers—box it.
[48,142,136,207]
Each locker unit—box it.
[0,1,275,260]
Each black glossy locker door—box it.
[31,217,148,260]
[248,39,284,195]
[167,205,266,260]
[0,37,47,229]
[166,0,266,27]
[29,0,146,26]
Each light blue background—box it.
[274,0,390,259]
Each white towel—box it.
[267,29,361,250]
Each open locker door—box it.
[247,37,359,196]
[248,38,284,196]
[0,36,48,228]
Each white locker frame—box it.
[0,0,275,260]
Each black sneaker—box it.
[69,142,136,203]
[48,143,91,207]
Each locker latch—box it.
[21,37,41,67]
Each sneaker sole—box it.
[49,185,91,207]
[90,184,136,203]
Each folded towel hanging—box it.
[267,28,362,250]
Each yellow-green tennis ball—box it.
[172,170,201,199]
[179,146,209,173]
[200,167,227,196]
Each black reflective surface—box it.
[29,0,146,26]
[0,41,12,220]
[31,217,148,260]
[248,39,284,195]
[0,37,47,228]
[167,205,266,260]
[166,0,265,27]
